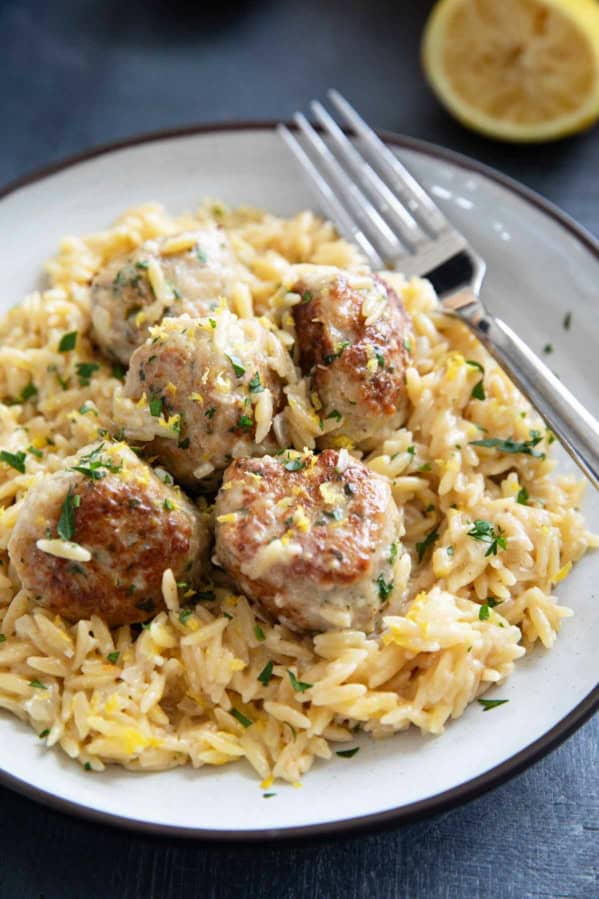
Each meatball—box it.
[8,441,210,626]
[91,224,246,364]
[213,449,406,634]
[291,265,412,448]
[119,310,289,487]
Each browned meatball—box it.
[118,310,289,488]
[213,449,407,634]
[91,224,247,364]
[8,442,210,626]
[291,266,412,447]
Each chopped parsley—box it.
[71,445,121,480]
[196,247,208,264]
[287,669,312,693]
[471,379,485,401]
[467,520,507,556]
[249,372,264,393]
[39,729,50,739]
[563,312,572,331]
[478,698,509,711]
[389,542,398,564]
[178,608,193,625]
[418,463,432,472]
[543,344,553,355]
[416,527,439,562]
[376,573,394,602]
[149,393,163,417]
[254,624,265,641]
[107,651,120,664]
[516,486,529,505]
[375,352,385,369]
[57,489,80,541]
[231,708,253,728]
[20,382,38,402]
[446,545,455,556]
[78,402,97,416]
[163,498,175,511]
[407,445,416,456]
[84,762,93,771]
[403,337,412,352]
[257,660,274,686]
[301,290,313,304]
[135,259,149,271]
[111,363,126,382]
[263,793,277,799]
[29,679,47,690]
[336,747,360,758]
[0,634,5,643]
[205,406,216,419]
[323,341,350,365]
[466,359,484,373]
[283,458,306,472]
[237,414,254,430]
[195,590,216,602]
[226,354,246,378]
[135,598,155,613]
[326,409,342,422]
[58,331,77,352]
[0,450,26,473]
[75,362,100,387]
[469,431,545,459]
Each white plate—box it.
[0,125,597,840]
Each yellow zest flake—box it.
[217,513,238,524]
[186,618,200,632]
[277,496,296,510]
[554,561,572,584]
[283,313,295,329]
[121,727,151,755]
[365,343,378,375]
[310,391,322,411]
[446,352,465,381]
[104,695,120,715]
[214,372,231,393]
[190,392,204,405]
[330,435,354,450]
[407,591,427,621]
[165,382,177,396]
[280,533,291,546]
[292,781,303,789]
[137,393,148,409]
[135,310,147,328]
[541,526,550,535]
[293,506,310,533]
[30,435,46,450]
[319,482,344,506]
[229,658,245,672]
[260,775,274,790]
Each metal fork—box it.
[278,90,599,488]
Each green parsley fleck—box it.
[0,450,26,473]
[516,486,529,505]
[254,624,265,641]
[231,708,253,728]
[58,331,77,352]
[467,520,507,557]
[376,573,394,602]
[111,363,126,382]
[336,747,360,758]
[257,660,274,686]
[446,545,455,556]
[301,290,313,304]
[563,312,572,331]
[78,402,98,416]
[407,445,416,456]
[466,359,484,373]
[376,352,385,369]
[237,414,254,430]
[57,489,80,541]
[416,527,439,562]
[543,344,553,355]
[20,382,38,402]
[39,728,50,739]
[107,651,120,664]
[249,372,264,393]
[76,362,100,387]
[226,354,246,378]
[403,337,412,352]
[149,393,163,417]
[84,762,93,771]
[29,679,47,690]
[418,463,432,472]
[263,793,277,798]
[0,634,5,643]
[283,458,306,472]
[195,590,216,602]
[469,431,545,459]
[163,498,175,511]
[389,542,398,564]
[205,406,216,419]
[326,409,342,422]
[287,669,312,693]
[178,608,193,625]
[323,341,350,365]
[471,379,485,401]
[478,698,509,711]
[196,247,208,264]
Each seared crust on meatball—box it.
[118,310,290,487]
[91,224,247,364]
[214,449,407,634]
[291,266,412,447]
[8,442,210,626]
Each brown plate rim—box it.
[0,120,597,842]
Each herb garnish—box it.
[326,409,342,422]
[336,747,360,758]
[416,527,439,562]
[376,574,394,602]
[249,372,263,393]
[257,660,274,686]
[563,312,572,331]
[196,247,208,264]
[111,363,126,382]
[107,651,120,664]
[231,708,253,728]
[467,520,507,556]
[0,634,6,643]
[375,352,385,369]
[39,729,50,739]
[466,360,484,373]
[237,414,254,430]
[254,624,265,641]
[543,344,553,355]
[57,489,80,541]
[301,290,312,304]
[20,382,38,402]
[76,362,100,386]
[226,354,246,378]
[178,608,193,625]
[29,680,47,690]
[149,393,163,417]
[516,486,529,505]
[389,542,398,564]
[205,406,216,419]
[471,380,485,401]
[0,450,26,473]
[323,341,350,365]
[469,431,545,459]
[283,458,305,472]
[478,698,509,711]
[287,670,312,693]
[58,331,77,352]
[263,793,277,798]
[195,590,216,602]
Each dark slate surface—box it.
[0,1,597,897]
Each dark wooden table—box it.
[0,2,597,897]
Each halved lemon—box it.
[422,0,599,142]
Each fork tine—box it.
[309,100,427,250]
[293,112,404,261]
[328,89,450,236]
[277,125,384,269]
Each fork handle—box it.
[468,314,599,489]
